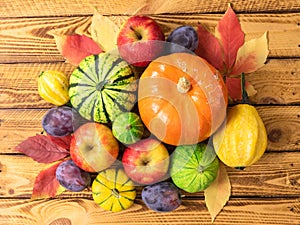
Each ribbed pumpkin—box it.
[92,168,136,212]
[112,112,144,144]
[69,52,137,123]
[213,104,268,168]
[38,70,69,106]
[170,143,219,193]
[138,53,228,146]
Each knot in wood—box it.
[268,128,282,143]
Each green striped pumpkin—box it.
[69,52,137,123]
[112,112,144,144]
[170,143,219,193]
[92,168,136,212]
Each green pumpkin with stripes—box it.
[170,143,219,193]
[112,112,144,145]
[69,52,137,123]
[92,168,136,212]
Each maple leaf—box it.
[231,32,269,76]
[91,12,120,52]
[204,163,231,222]
[53,34,102,66]
[31,161,66,200]
[215,4,245,73]
[226,77,257,102]
[196,24,224,72]
[15,134,70,163]
[196,4,268,101]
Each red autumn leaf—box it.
[231,32,269,76]
[15,134,69,163]
[226,77,257,101]
[31,161,66,200]
[47,134,72,151]
[54,34,102,66]
[215,5,244,72]
[196,24,224,72]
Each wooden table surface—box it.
[0,0,300,224]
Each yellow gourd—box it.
[213,104,267,168]
[38,70,69,106]
[92,168,136,212]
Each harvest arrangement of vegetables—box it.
[15,5,269,222]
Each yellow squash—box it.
[213,104,267,168]
[92,168,136,212]
[38,70,69,106]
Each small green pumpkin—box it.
[69,52,137,123]
[170,143,219,193]
[92,168,136,212]
[112,112,144,144]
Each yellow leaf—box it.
[91,12,120,52]
[204,163,231,222]
[246,82,257,97]
[231,32,269,76]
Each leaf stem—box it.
[241,73,249,104]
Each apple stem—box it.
[177,77,191,93]
[130,26,142,40]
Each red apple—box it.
[122,138,169,185]
[117,15,165,67]
[70,122,119,172]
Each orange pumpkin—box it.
[138,53,228,146]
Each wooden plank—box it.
[0,197,299,225]
[247,59,300,104]
[256,106,300,151]
[0,59,299,109]
[1,106,299,154]
[2,0,300,17]
[0,152,299,198]
[0,13,299,63]
[0,16,91,63]
[0,63,75,109]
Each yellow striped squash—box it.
[38,70,70,106]
[92,168,136,212]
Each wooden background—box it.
[0,0,300,224]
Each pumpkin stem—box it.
[177,77,191,93]
[38,71,44,77]
[112,188,120,198]
[235,166,245,170]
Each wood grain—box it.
[0,59,299,109]
[0,153,299,198]
[256,106,300,151]
[0,63,76,109]
[0,198,299,225]
[1,0,300,17]
[0,1,300,224]
[0,13,299,63]
[247,59,300,104]
[1,106,299,154]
